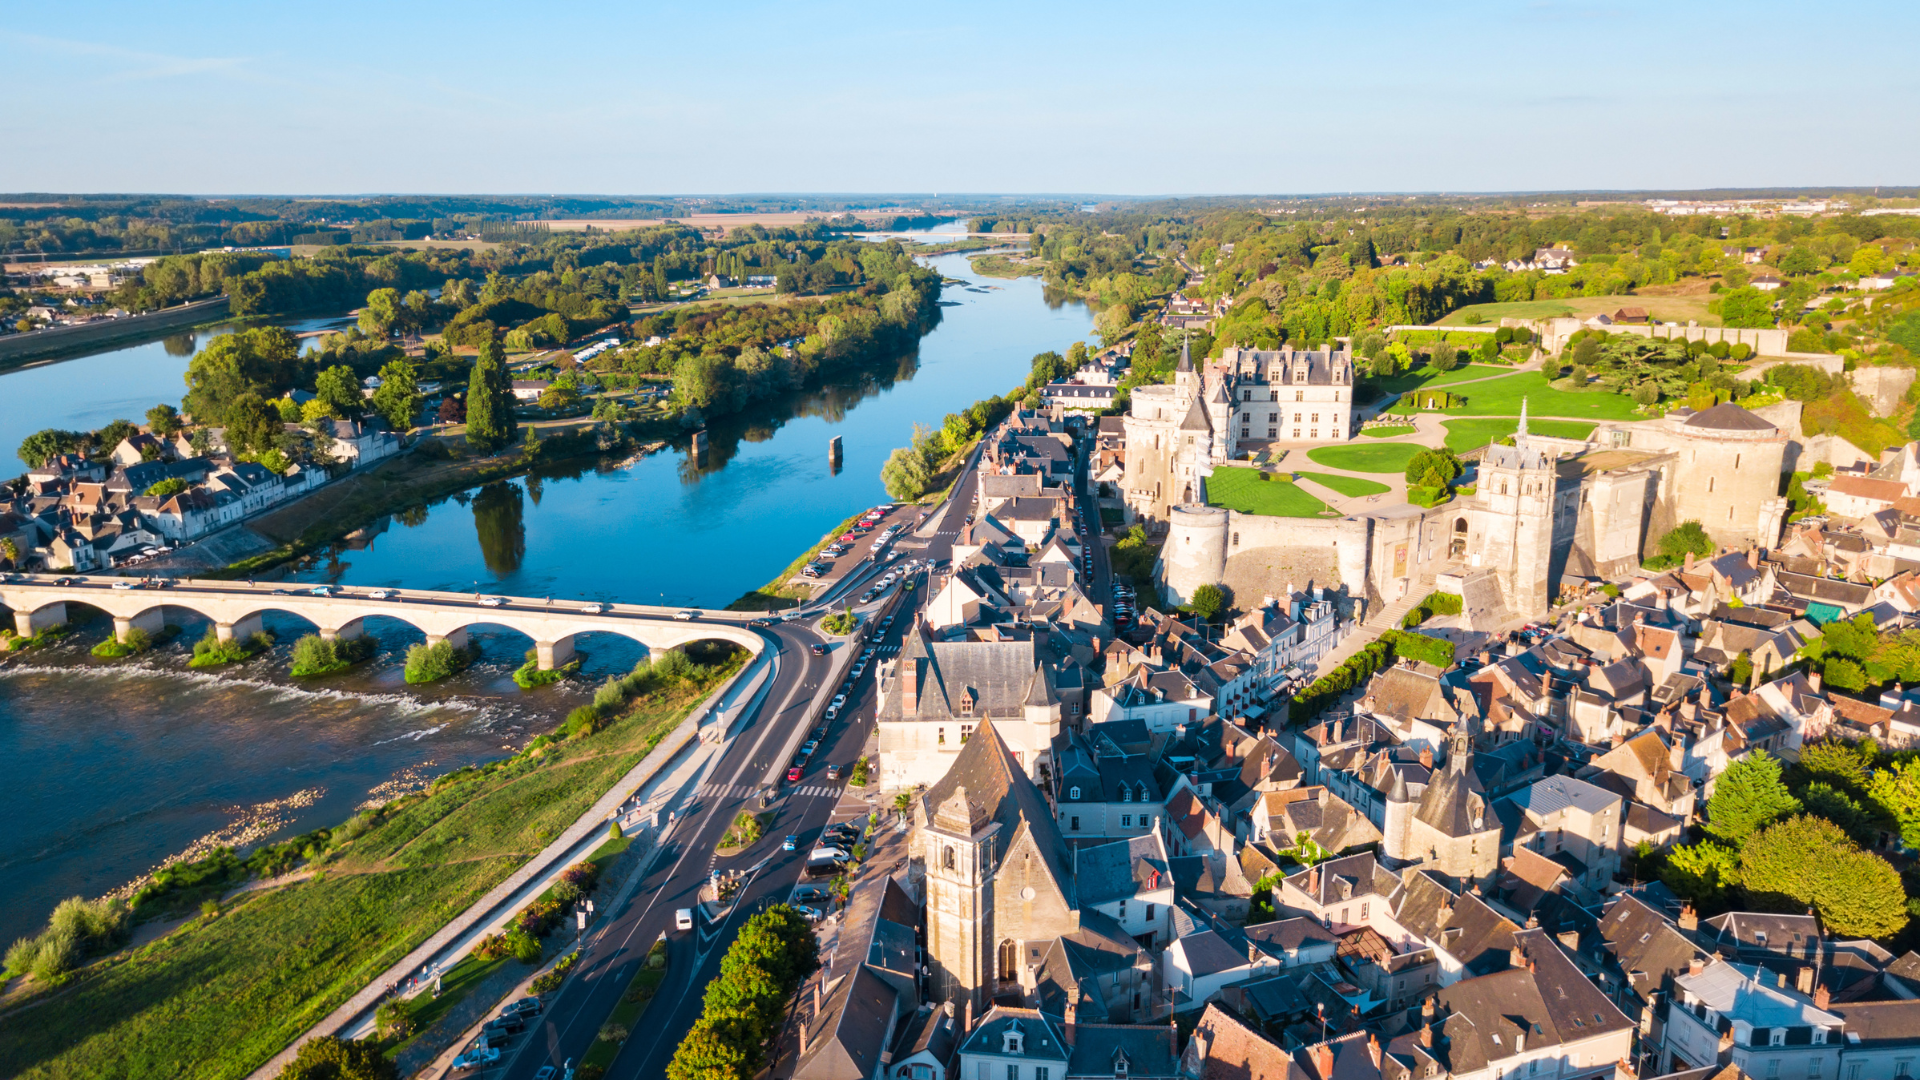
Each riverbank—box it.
[0,295,232,369]
[968,253,1043,280]
[725,510,864,611]
[0,654,738,1080]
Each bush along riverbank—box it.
[290,633,376,676]
[0,644,745,1080]
[188,628,274,668]
[404,639,476,684]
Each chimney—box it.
[1422,996,1437,1023]
[1797,966,1815,995]
[1678,904,1698,932]
[964,999,973,1034]
[1748,546,1760,571]
[815,982,823,1014]
[1510,944,1528,970]
[1317,1043,1335,1080]
[1369,1034,1382,1069]
[799,1021,809,1057]
[1689,957,1705,978]
[1815,984,1831,1010]
[1684,550,1695,571]
[1419,747,1434,770]
[1309,866,1321,895]
[902,656,919,713]
[1419,1024,1434,1048]
[1808,670,1823,694]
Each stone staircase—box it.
[1366,573,1434,629]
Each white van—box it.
[675,908,694,931]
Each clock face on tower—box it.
[1021,886,1036,900]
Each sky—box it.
[3,0,1916,196]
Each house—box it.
[1071,833,1175,948]
[1612,307,1651,324]
[877,626,1065,790]
[1248,786,1382,857]
[1499,774,1624,892]
[510,379,550,402]
[1163,927,1280,1012]
[954,1008,1069,1080]
[1433,928,1634,1080]
[1662,958,1844,1079]
[885,1003,960,1080]
[1052,724,1165,841]
[1275,852,1403,937]
[1752,275,1784,292]
[1178,1002,1308,1080]
[1033,912,1158,1023]
[1825,476,1909,519]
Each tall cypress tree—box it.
[465,339,510,451]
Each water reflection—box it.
[162,332,197,357]
[471,482,526,576]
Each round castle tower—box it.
[1160,504,1229,605]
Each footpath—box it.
[246,642,777,1079]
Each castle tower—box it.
[1174,335,1199,403]
[1381,763,1413,867]
[1477,397,1556,616]
[1159,504,1229,607]
[1208,377,1234,463]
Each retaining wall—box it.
[0,296,231,366]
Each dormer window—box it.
[1069,786,1081,800]
[1115,1051,1130,1077]
[1003,1023,1025,1055]
[1121,787,1132,803]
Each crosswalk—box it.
[696,781,841,799]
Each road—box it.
[489,424,1100,1080]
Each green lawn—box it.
[1366,363,1512,396]
[0,671,726,1080]
[1306,442,1430,474]
[1206,468,1333,517]
[1360,426,1418,439]
[1441,418,1597,453]
[1294,471,1392,497]
[1386,370,1642,422]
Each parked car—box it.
[675,609,700,620]
[477,595,505,607]
[793,885,830,903]
[801,740,820,756]
[505,996,542,1018]
[792,904,825,923]
[453,1045,501,1070]
[811,846,850,861]
[484,1014,525,1035]
[787,765,804,782]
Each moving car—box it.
[783,835,798,851]
[675,609,700,621]
[826,764,841,781]
[477,595,505,607]
[580,602,607,614]
[809,643,825,656]
[675,908,695,931]
[368,588,395,600]
[111,580,135,590]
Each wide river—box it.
[0,235,1091,944]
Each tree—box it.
[1188,583,1227,622]
[665,1017,750,1080]
[1707,750,1802,847]
[1779,248,1823,276]
[438,393,466,425]
[145,403,181,435]
[1800,782,1880,847]
[359,287,402,337]
[464,339,516,451]
[881,446,930,501]
[1718,287,1775,329]
[182,326,302,424]
[1656,521,1715,563]
[18,428,83,468]
[225,392,284,456]
[370,360,422,432]
[1868,757,1920,848]
[1429,341,1459,372]
[1738,815,1907,939]
[276,1034,398,1080]
[1403,447,1463,487]
[1097,303,1132,346]
[313,364,363,418]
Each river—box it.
[0,236,1089,945]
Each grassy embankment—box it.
[1292,471,1392,497]
[1305,442,1430,474]
[1205,468,1333,518]
[1438,294,1720,327]
[726,511,865,611]
[0,662,733,1080]
[1440,418,1597,453]
[1382,370,1643,423]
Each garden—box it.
[1305,442,1430,474]
[1292,471,1391,498]
[1440,418,1596,453]
[1384,370,1643,422]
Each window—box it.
[1268,412,1278,422]
[1294,429,1301,439]
[1268,428,1277,438]
[944,846,956,870]
[1293,412,1302,422]
[1361,902,1369,919]
[1709,477,1715,493]
[1311,413,1319,423]
[1767,1062,1779,1079]
[1119,900,1127,917]
[1269,390,1278,401]
[1121,787,1132,803]
[1122,814,1133,827]
[1243,389,1253,401]
[1069,786,1081,800]
[1771,1030,1785,1047]
[1340,907,1349,923]
[1311,430,1318,439]
[939,728,946,745]
[1848,1064,1863,1080]
[1295,391,1303,401]
[1809,1061,1821,1080]
[1010,1067,1022,1080]
[1141,814,1154,827]
[1070,816,1080,831]
[1241,429,1249,439]
[1146,903,1155,919]
[1037,1070,1049,1080]
[1893,1061,1910,1079]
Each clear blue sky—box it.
[3,0,1913,196]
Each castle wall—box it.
[1565,466,1662,580]
[1158,504,1373,611]
[1850,366,1918,418]
[1630,422,1787,548]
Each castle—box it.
[1127,347,1793,624]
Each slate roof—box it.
[1244,917,1338,956]
[1436,929,1632,1073]
[1830,1000,1920,1045]
[1177,929,1254,977]
[1684,403,1775,431]
[1599,893,1702,1005]
[1073,833,1170,906]
[920,719,1075,908]
[956,1007,1069,1060]
[1179,1002,1305,1080]
[1514,774,1621,818]
[795,965,901,1080]
[1392,869,1520,975]
[1064,1022,1178,1079]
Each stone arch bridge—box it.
[0,576,766,669]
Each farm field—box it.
[1206,467,1333,517]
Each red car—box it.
[787,765,804,782]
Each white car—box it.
[675,908,694,931]
[675,609,700,621]
[453,1045,501,1069]
[367,588,395,600]
[477,595,506,608]
[580,602,607,614]
[110,580,134,590]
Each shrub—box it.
[506,927,543,964]
[375,997,415,1039]
[404,639,472,683]
[561,704,603,739]
[91,627,151,658]
[290,633,373,677]
[514,651,578,689]
[190,628,272,668]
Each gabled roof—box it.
[1181,1002,1304,1080]
[920,719,1075,907]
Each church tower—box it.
[1477,399,1556,616]
[920,784,1001,1015]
